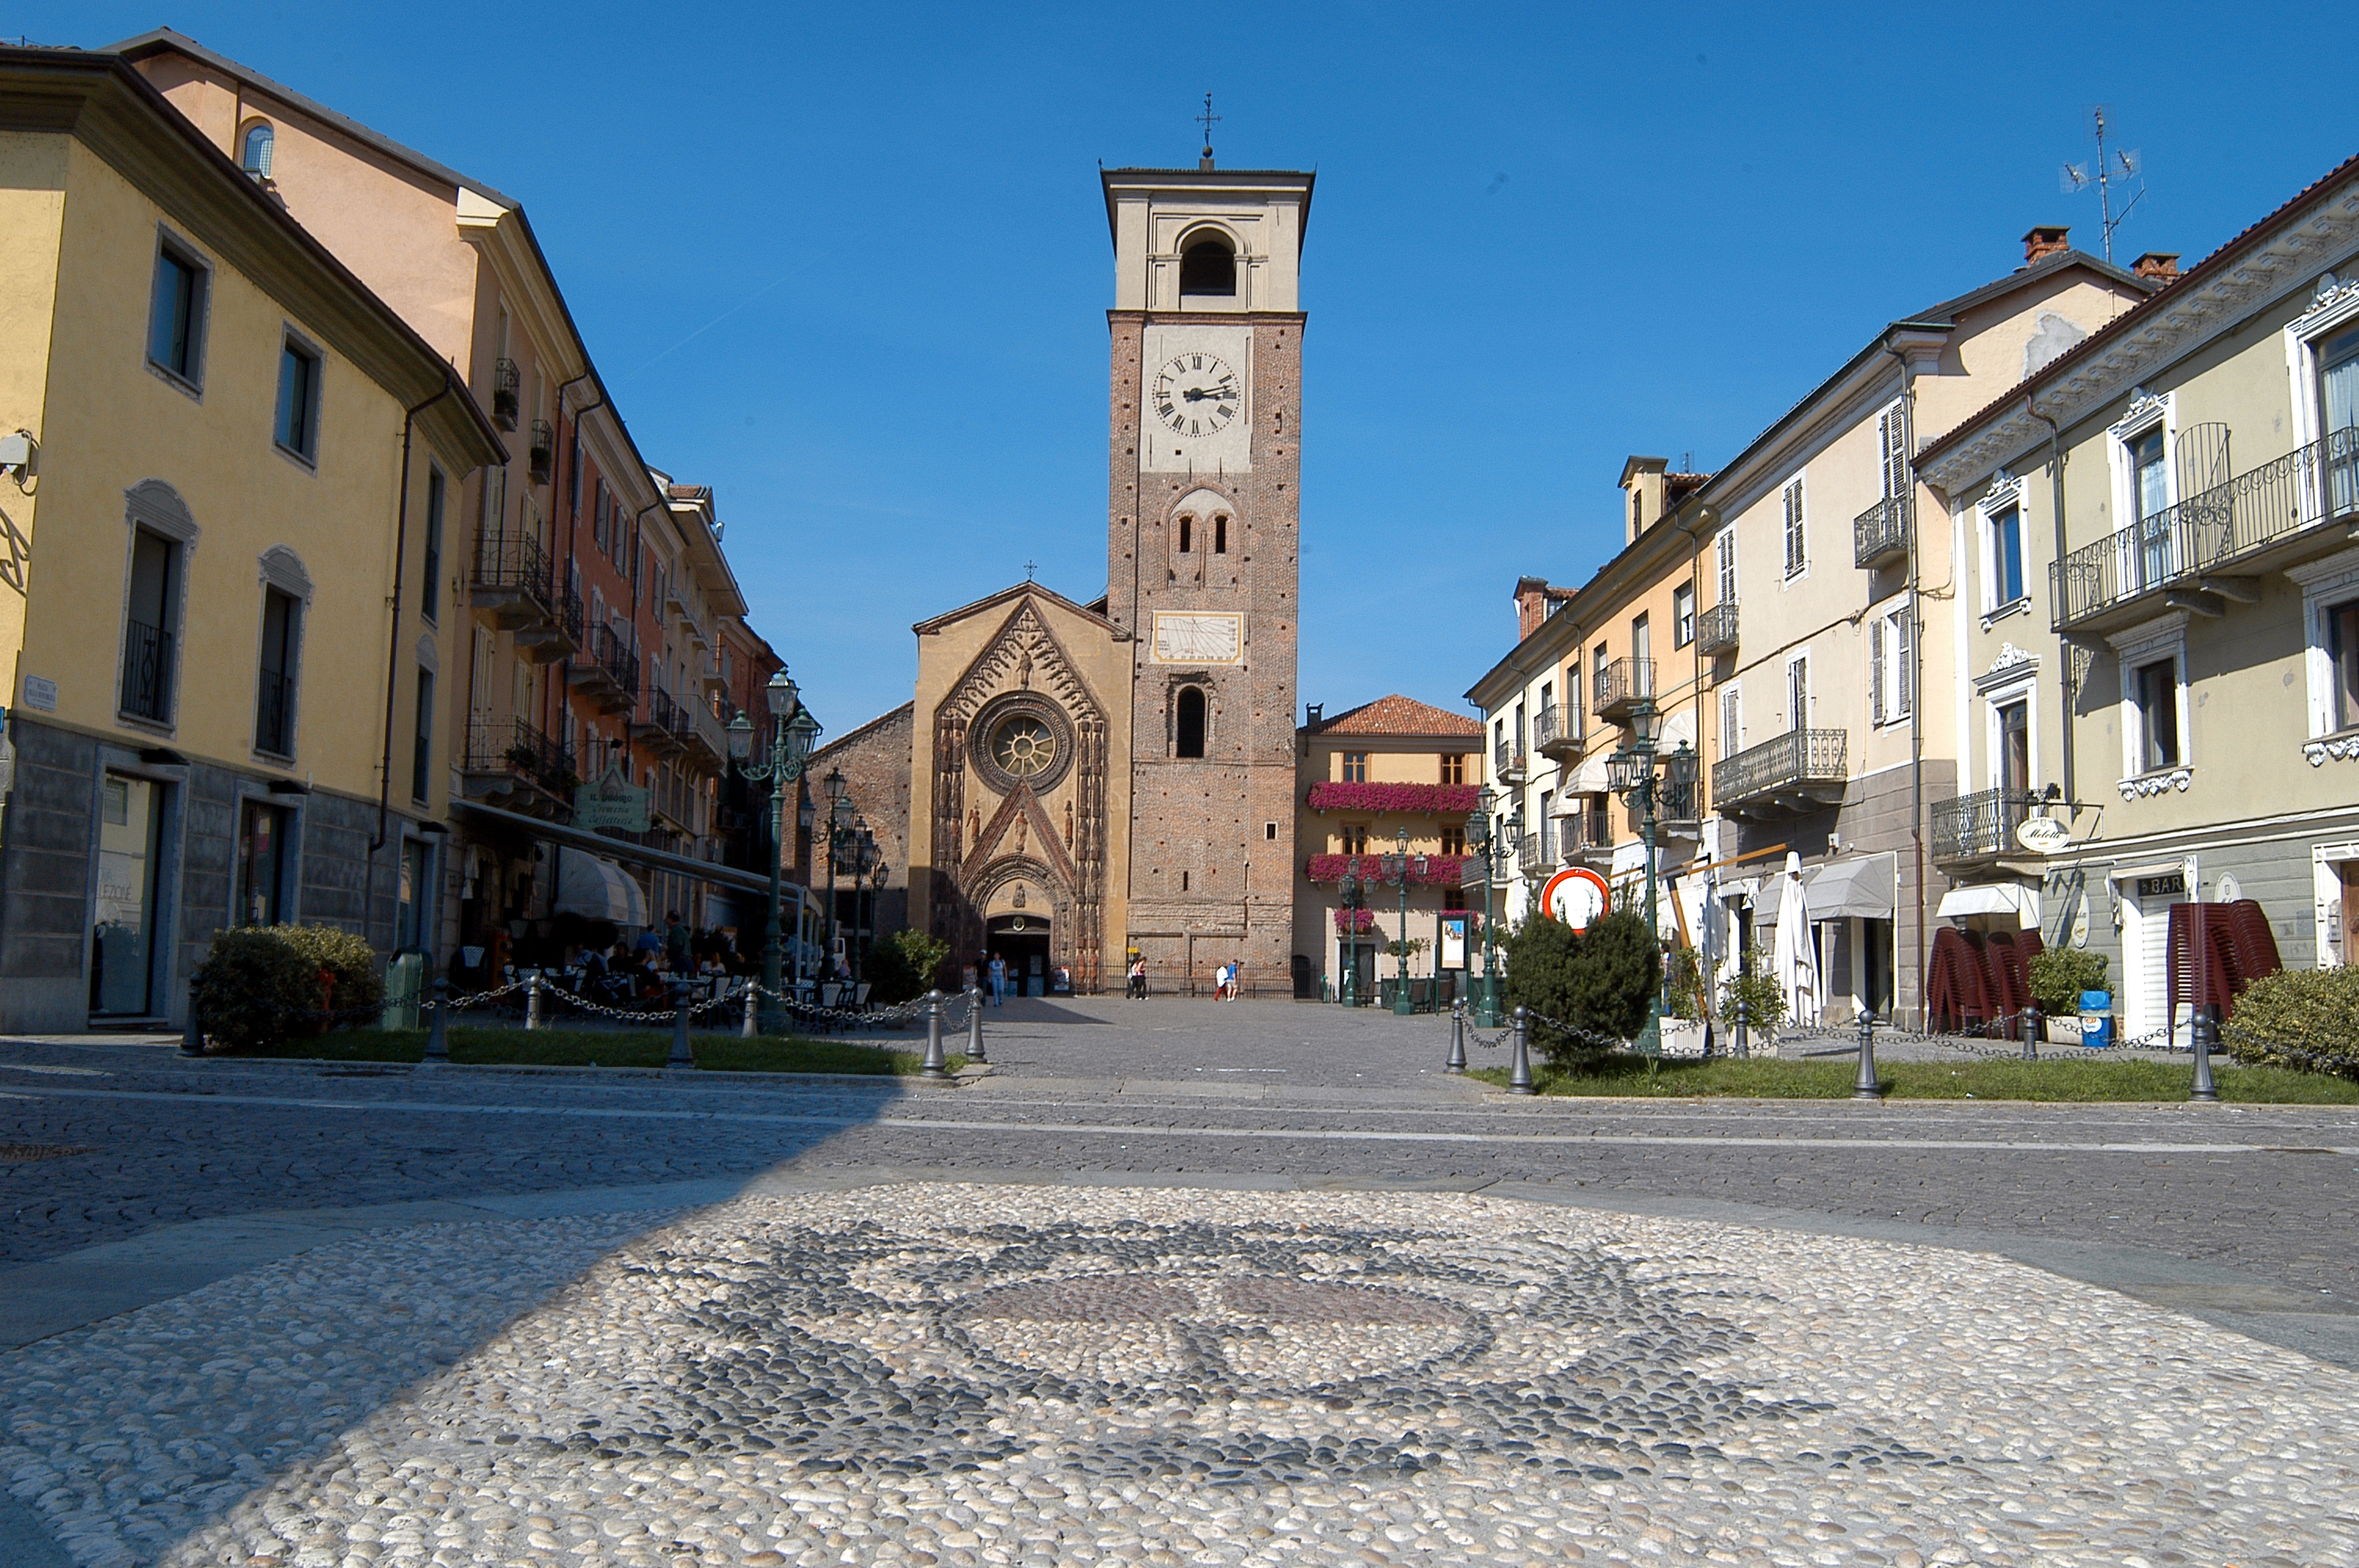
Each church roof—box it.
[911,582,1121,637]
[1306,695,1483,741]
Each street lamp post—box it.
[1463,794,1518,1028]
[1607,701,1696,1059]
[821,769,851,986]
[725,670,821,1035]
[849,818,874,988]
[1337,867,1366,1006]
[1379,827,1416,1015]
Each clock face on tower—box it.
[1151,352,1240,440]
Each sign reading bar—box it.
[2134,872,2186,899]
[573,766,651,833]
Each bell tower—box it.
[1101,158,1312,995]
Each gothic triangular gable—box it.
[939,597,1103,728]
[963,782,1078,889]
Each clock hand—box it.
[1183,384,1240,401]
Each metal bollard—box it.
[741,983,760,1038]
[1445,999,1468,1075]
[1852,1010,1881,1100]
[919,989,950,1080]
[2190,1006,2220,1102]
[1507,1005,1534,1095]
[1732,992,1750,1061]
[421,978,451,1068]
[525,971,544,1031]
[965,984,987,1064]
[2020,1004,2040,1062]
[668,978,694,1069]
[181,974,205,1057]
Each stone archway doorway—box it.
[987,914,1052,997]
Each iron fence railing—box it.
[465,716,574,798]
[581,622,639,693]
[528,419,554,485]
[1696,600,1739,655]
[471,528,553,603]
[1555,808,1613,858]
[1594,657,1656,715]
[1495,737,1526,779]
[491,357,520,430]
[119,618,173,721]
[1711,728,1847,808]
[2051,426,2359,630]
[1930,786,2041,862]
[1532,702,1567,752]
[1854,493,1910,568]
[255,668,295,757]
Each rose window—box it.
[992,717,1057,778]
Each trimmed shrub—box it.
[2027,948,2109,1018]
[2223,967,2359,1077]
[1503,909,1659,1068]
[1715,948,1786,1035]
[864,927,952,1007]
[191,928,329,1051]
[275,924,385,1022]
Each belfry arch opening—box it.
[1180,236,1236,298]
[1176,686,1206,757]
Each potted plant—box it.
[2028,949,2110,1044]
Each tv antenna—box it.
[2060,106,2143,263]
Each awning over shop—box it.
[554,853,650,927]
[1937,882,2041,924]
[1750,854,1897,924]
[1559,754,1614,797]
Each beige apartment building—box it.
[1918,154,2359,1042]
[1292,695,1484,1002]
[1471,230,2157,1025]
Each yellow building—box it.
[0,49,501,1030]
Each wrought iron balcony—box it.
[1494,736,1527,784]
[462,716,575,811]
[1532,702,1580,760]
[491,357,520,431]
[1931,787,2041,865]
[1710,728,1848,817]
[1516,831,1547,877]
[1593,657,1656,721]
[673,690,729,770]
[2049,426,2359,634]
[567,622,641,715]
[255,667,295,757]
[1854,493,1910,568]
[471,531,554,626]
[1696,600,1739,655]
[514,577,582,664]
[633,686,686,757]
[1556,806,1613,861]
[118,617,174,723]
[528,419,554,486]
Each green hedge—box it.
[193,924,384,1050]
[1503,909,1659,1068]
[2223,966,2359,1077]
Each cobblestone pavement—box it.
[7,1183,2358,1568]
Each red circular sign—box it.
[1539,867,1612,931]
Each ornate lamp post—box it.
[1463,793,1519,1027]
[1606,701,1697,1058]
[1378,827,1416,1015]
[1337,866,1367,1006]
[725,670,821,1034]
[821,768,851,984]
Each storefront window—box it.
[92,774,165,1016]
[237,800,289,926]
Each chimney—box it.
[2023,226,2070,266]
[2132,252,2182,282]
[1514,576,1554,641]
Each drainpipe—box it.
[2027,394,2074,806]
[367,375,457,939]
[1886,342,1927,1028]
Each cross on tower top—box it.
[1197,93,1220,169]
[1023,558,1038,582]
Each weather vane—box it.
[1197,93,1220,162]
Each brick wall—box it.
[807,702,914,938]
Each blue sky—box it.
[35,2,2358,736]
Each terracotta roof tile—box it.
[1307,694,1484,739]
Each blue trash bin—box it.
[2078,989,2113,1048]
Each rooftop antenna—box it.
[1197,93,1220,170]
[2060,106,2143,263]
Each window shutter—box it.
[1881,404,1908,500]
[1870,622,1886,724]
[1896,608,1914,718]
[1721,687,1740,758]
[1717,530,1737,604]
[1783,480,1805,575]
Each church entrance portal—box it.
[987,914,1052,998]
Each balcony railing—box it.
[569,622,640,714]
[1494,737,1527,782]
[528,419,554,486]
[118,618,174,723]
[1532,702,1579,758]
[1594,657,1656,720]
[673,690,729,768]
[1931,787,2041,863]
[1696,600,1739,655]
[463,716,574,801]
[491,357,519,430]
[255,667,294,757]
[2051,426,2359,632]
[1711,728,1848,816]
[1557,807,1612,859]
[1854,493,1910,568]
[471,530,552,614]
[1516,831,1546,877]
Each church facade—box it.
[893,160,1313,996]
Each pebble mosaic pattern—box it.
[6,1185,2358,1567]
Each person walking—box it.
[663,911,691,975]
[1128,955,1147,1000]
[988,953,1008,1007]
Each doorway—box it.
[987,914,1052,997]
[92,773,168,1018]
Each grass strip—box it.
[220,1026,962,1077]
[1469,1054,2359,1102]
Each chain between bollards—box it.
[1445,999,1468,1075]
[667,978,695,1069]
[421,978,451,1068]
[965,984,987,1064]
[2190,1006,2220,1102]
[919,989,950,1080]
[1852,1010,1882,1100]
[525,971,544,1031]
[1507,1004,1533,1095]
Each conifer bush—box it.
[1503,909,1659,1067]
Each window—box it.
[1631,613,1651,670]
[2332,599,2359,732]
[1342,752,1368,782]
[1341,824,1369,855]
[1513,699,1525,753]
[121,528,180,722]
[147,237,208,387]
[1673,583,1695,648]
[1180,237,1236,297]
[1787,656,1809,732]
[236,800,289,926]
[2135,657,2179,771]
[1539,791,1555,862]
[1999,701,2031,794]
[1720,685,1742,759]
[1177,515,1192,554]
[1990,503,2025,606]
[1176,686,1206,757]
[592,478,609,552]
[256,585,300,757]
[1870,608,1912,725]
[274,333,322,461]
[421,466,445,622]
[395,839,429,953]
[239,122,274,180]
[1782,477,1806,577]
[1213,514,1227,554]
[2321,328,2359,514]
[1716,528,1738,606]
[1441,825,1466,856]
[412,667,435,802]
[1441,752,1466,785]
[2129,427,2171,586]
[1537,681,1553,724]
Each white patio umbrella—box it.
[1771,851,1822,1029]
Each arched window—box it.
[1213,514,1228,554]
[1176,686,1206,758]
[241,122,274,180]
[1180,237,1236,297]
[1177,515,1192,554]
